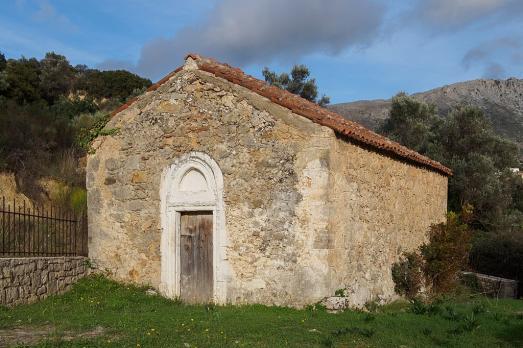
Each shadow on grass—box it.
[496,321,523,346]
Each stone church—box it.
[87,54,450,307]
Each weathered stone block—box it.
[131,171,148,184]
[36,285,47,296]
[321,296,349,311]
[5,287,18,303]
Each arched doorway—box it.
[160,152,228,303]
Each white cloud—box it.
[409,0,523,30]
[119,0,386,79]
[462,36,523,78]
[32,0,77,31]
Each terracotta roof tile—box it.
[112,54,452,176]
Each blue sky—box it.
[1,0,522,103]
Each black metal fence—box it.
[0,197,87,257]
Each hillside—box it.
[329,78,523,160]
[0,51,151,207]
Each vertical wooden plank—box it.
[191,214,198,303]
[190,213,198,303]
[197,213,212,302]
[180,213,192,302]
[204,213,213,301]
[195,214,203,302]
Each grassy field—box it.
[0,276,522,347]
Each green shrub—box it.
[410,298,429,315]
[334,288,346,297]
[73,111,118,152]
[421,211,473,293]
[392,207,474,298]
[70,187,87,213]
[391,251,424,299]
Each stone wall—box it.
[87,62,448,308]
[327,138,448,307]
[0,257,88,306]
[461,272,519,299]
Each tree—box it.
[262,65,330,106]
[75,69,152,101]
[435,107,519,225]
[379,94,520,231]
[4,57,41,103]
[0,51,152,176]
[39,52,75,103]
[0,52,6,71]
[0,71,8,94]
[379,92,438,153]
[0,52,7,94]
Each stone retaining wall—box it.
[461,272,519,298]
[0,257,88,306]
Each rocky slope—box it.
[329,78,523,160]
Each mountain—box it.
[329,78,523,161]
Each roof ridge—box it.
[111,53,452,176]
[188,54,451,176]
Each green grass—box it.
[1,275,522,347]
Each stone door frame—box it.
[160,152,228,304]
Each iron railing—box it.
[0,196,87,257]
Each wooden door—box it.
[180,211,213,303]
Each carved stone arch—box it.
[159,152,229,303]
